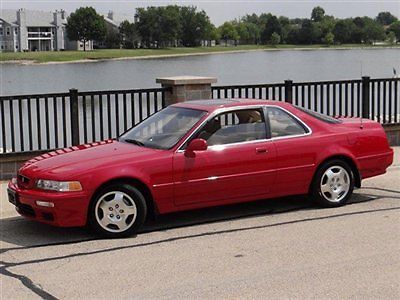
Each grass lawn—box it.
[1,44,398,63]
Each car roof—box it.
[172,98,290,112]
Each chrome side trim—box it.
[153,163,315,189]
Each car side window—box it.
[195,109,267,146]
[267,107,308,138]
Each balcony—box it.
[27,32,53,39]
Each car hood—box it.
[19,140,162,179]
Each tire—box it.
[88,183,147,238]
[311,159,355,208]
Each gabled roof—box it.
[23,10,58,27]
[0,9,67,27]
[104,17,120,28]
[102,11,135,28]
[0,10,18,25]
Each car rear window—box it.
[295,106,342,124]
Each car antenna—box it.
[360,61,364,129]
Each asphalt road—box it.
[1,151,399,299]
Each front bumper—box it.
[7,180,90,227]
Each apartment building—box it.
[0,8,92,52]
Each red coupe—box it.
[8,99,393,237]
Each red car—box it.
[8,99,393,237]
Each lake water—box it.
[1,48,399,96]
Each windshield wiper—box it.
[123,139,145,147]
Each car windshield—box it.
[119,106,206,149]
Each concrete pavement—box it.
[0,148,399,299]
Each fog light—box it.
[36,201,54,208]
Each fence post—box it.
[284,80,293,103]
[361,76,370,119]
[156,76,217,105]
[69,88,80,146]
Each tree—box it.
[135,7,162,48]
[299,19,321,44]
[179,6,213,46]
[160,6,181,47]
[324,32,334,45]
[119,20,139,48]
[352,17,366,43]
[218,22,239,45]
[234,20,260,44]
[362,18,385,43]
[319,15,336,37]
[105,29,120,48]
[286,26,301,44]
[278,16,290,43]
[387,31,396,44]
[270,32,281,45]
[389,21,400,41]
[311,6,325,22]
[260,14,281,44]
[242,14,260,26]
[376,12,398,26]
[333,19,355,44]
[206,24,220,42]
[66,7,106,51]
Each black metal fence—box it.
[212,77,400,124]
[0,88,168,154]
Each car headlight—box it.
[36,179,82,192]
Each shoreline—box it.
[1,45,399,66]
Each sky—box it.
[1,0,400,25]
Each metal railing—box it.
[1,76,399,155]
[0,87,169,154]
[212,77,400,124]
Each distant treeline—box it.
[67,6,400,49]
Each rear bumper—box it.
[357,149,394,180]
[7,181,90,227]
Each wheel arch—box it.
[90,177,159,220]
[312,154,361,190]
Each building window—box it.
[0,27,3,36]
[6,27,10,35]
[14,28,18,34]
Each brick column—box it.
[156,76,217,106]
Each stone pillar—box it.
[17,8,27,52]
[156,76,217,106]
[53,10,65,50]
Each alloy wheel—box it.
[94,191,138,233]
[320,166,350,203]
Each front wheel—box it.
[88,184,147,238]
[311,160,355,207]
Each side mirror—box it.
[186,138,208,152]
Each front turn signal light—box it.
[36,180,83,192]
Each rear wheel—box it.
[88,184,147,238]
[311,160,355,207]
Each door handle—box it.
[256,148,268,154]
